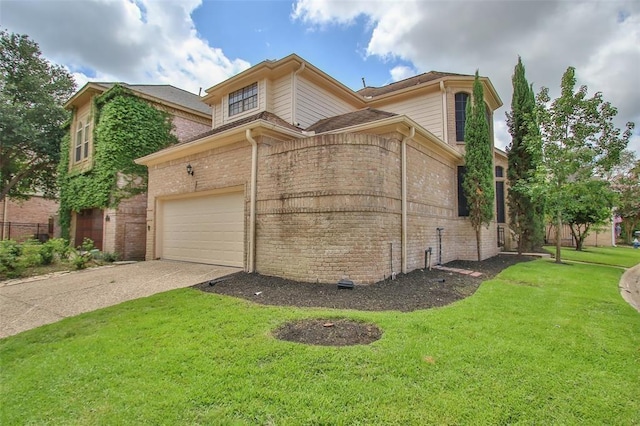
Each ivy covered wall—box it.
[57,85,177,239]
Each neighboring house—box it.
[63,83,211,259]
[136,54,508,284]
[0,196,57,242]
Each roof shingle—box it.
[358,71,470,98]
[305,108,397,133]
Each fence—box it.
[0,222,52,242]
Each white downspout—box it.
[401,126,415,274]
[291,62,305,126]
[440,81,448,143]
[246,129,258,273]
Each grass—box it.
[544,245,640,268]
[1,252,639,424]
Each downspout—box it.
[401,126,415,274]
[291,62,305,126]
[246,129,258,273]
[440,81,448,143]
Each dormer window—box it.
[228,82,258,116]
[455,92,469,141]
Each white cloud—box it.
[390,65,417,82]
[1,0,250,94]
[292,0,640,154]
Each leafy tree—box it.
[534,67,633,262]
[0,31,76,202]
[463,70,494,261]
[563,180,616,250]
[506,57,544,253]
[612,154,640,243]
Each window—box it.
[495,181,506,223]
[75,121,83,162]
[495,166,505,223]
[228,82,258,116]
[457,166,469,217]
[455,92,469,141]
[83,121,90,159]
[74,118,91,163]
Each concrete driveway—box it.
[0,260,240,338]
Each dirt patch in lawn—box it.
[274,318,382,346]
[194,254,535,346]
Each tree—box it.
[563,180,616,250]
[506,57,544,253]
[612,154,640,243]
[534,67,633,262]
[0,31,76,202]
[463,70,494,261]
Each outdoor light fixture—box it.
[186,164,194,176]
[105,215,111,222]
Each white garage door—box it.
[160,192,244,267]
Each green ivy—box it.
[58,85,177,237]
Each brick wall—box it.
[257,133,402,283]
[172,114,211,142]
[0,196,58,241]
[103,193,148,260]
[144,130,501,284]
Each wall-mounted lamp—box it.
[105,215,111,222]
[186,164,194,176]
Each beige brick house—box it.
[64,83,211,259]
[136,54,509,283]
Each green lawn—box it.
[1,255,639,424]
[544,245,640,268]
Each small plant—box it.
[69,249,92,270]
[80,238,95,253]
[101,252,119,263]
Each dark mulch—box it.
[193,254,534,312]
[193,254,534,346]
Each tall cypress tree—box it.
[506,57,544,253]
[463,70,495,261]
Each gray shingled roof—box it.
[358,71,470,98]
[305,108,397,133]
[96,83,211,115]
[179,111,301,145]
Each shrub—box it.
[18,240,43,269]
[101,252,119,263]
[69,249,92,270]
[0,240,23,278]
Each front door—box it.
[75,208,104,250]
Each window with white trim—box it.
[228,82,258,116]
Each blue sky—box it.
[1,0,638,152]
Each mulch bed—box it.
[193,254,535,312]
[194,254,534,346]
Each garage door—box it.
[160,192,244,267]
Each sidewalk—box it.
[620,263,640,313]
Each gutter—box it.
[291,62,305,126]
[246,129,258,273]
[440,81,448,143]
[401,126,416,274]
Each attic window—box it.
[228,82,258,116]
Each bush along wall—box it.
[57,85,177,238]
